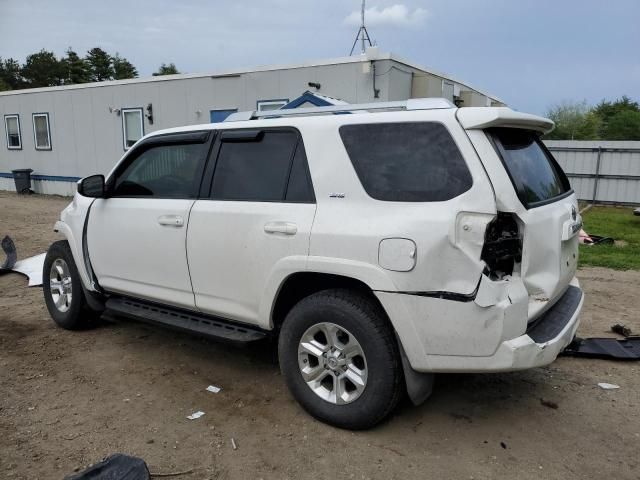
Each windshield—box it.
[489,128,571,207]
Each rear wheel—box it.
[43,240,96,330]
[278,289,402,429]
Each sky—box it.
[0,0,638,114]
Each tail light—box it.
[481,213,522,280]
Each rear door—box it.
[88,132,212,308]
[187,128,316,328]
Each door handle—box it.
[264,222,297,235]
[157,215,184,227]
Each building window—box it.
[32,113,51,150]
[4,115,22,150]
[210,109,238,123]
[257,99,289,112]
[122,108,144,150]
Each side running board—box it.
[105,297,268,344]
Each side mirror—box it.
[77,174,106,198]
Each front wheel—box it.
[278,289,402,430]
[43,240,95,330]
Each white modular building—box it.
[0,48,503,195]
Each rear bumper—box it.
[376,277,584,373]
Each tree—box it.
[112,53,138,80]
[593,96,640,140]
[604,111,640,140]
[545,100,599,140]
[0,78,11,91]
[0,57,23,89]
[21,49,63,87]
[85,47,114,82]
[61,48,90,85]
[152,63,180,76]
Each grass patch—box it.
[579,206,640,270]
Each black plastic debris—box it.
[587,235,614,246]
[611,323,633,337]
[0,236,17,271]
[65,454,150,480]
[562,337,640,360]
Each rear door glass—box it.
[210,130,298,201]
[489,128,571,207]
[339,122,472,202]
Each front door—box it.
[88,132,212,308]
[187,128,316,327]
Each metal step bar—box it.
[224,97,455,122]
[105,296,268,344]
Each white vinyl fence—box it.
[544,140,640,206]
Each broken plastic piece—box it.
[1,236,17,271]
[206,385,221,393]
[611,324,633,337]
[187,411,205,420]
[578,229,593,245]
[562,337,640,360]
[64,453,150,480]
[12,253,45,286]
[597,383,620,390]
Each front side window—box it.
[210,130,301,201]
[122,108,144,150]
[257,99,288,112]
[489,128,571,207]
[340,122,473,202]
[113,142,208,198]
[4,115,21,149]
[32,113,51,150]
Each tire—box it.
[43,240,95,330]
[278,289,402,430]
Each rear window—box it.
[339,122,473,202]
[489,128,571,207]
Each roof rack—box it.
[224,97,455,122]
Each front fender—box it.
[53,193,95,291]
[53,220,93,291]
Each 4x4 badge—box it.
[329,193,345,198]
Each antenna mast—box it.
[349,0,373,55]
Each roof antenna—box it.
[349,0,373,55]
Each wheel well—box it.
[271,272,384,330]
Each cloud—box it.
[344,4,429,28]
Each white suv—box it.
[43,99,584,429]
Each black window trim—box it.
[487,128,573,209]
[107,130,215,200]
[4,114,22,150]
[339,120,474,203]
[284,139,316,204]
[204,126,316,204]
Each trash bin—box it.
[11,169,33,194]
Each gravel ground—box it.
[1,191,639,479]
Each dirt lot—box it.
[1,191,639,480]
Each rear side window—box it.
[489,128,570,207]
[339,122,472,202]
[211,130,313,202]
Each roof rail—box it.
[224,97,455,122]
